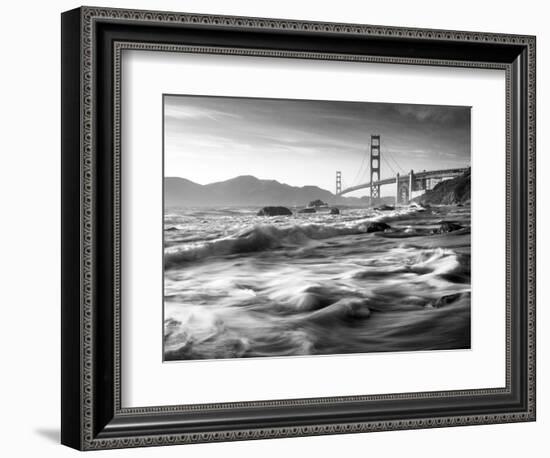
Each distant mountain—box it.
[165,175,370,208]
[413,169,471,205]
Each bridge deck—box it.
[338,167,468,196]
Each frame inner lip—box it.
[112,40,512,414]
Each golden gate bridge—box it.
[335,135,468,204]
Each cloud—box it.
[390,104,470,127]
[164,95,470,188]
[164,103,242,122]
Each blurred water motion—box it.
[163,205,471,361]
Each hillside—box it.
[413,169,471,205]
[165,175,369,207]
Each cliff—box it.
[413,169,471,205]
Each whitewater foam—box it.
[164,206,426,267]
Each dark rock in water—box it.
[330,207,340,215]
[304,298,371,323]
[432,292,464,308]
[374,204,394,211]
[298,207,316,214]
[344,299,371,319]
[308,199,327,207]
[257,206,292,216]
[366,222,391,233]
[433,221,463,234]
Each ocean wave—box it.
[164,208,422,267]
[163,204,471,360]
[163,286,470,360]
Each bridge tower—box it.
[408,169,414,202]
[335,171,342,195]
[395,173,400,206]
[370,135,381,201]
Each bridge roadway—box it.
[337,167,468,196]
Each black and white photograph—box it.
[52,3,539,453]
[163,95,472,361]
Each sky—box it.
[164,95,471,196]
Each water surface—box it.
[163,205,471,361]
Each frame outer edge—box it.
[526,36,536,421]
[81,5,535,43]
[72,6,537,450]
[61,7,85,451]
[80,6,96,451]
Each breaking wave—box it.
[163,204,472,360]
[164,207,423,267]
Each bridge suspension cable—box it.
[381,155,397,176]
[386,150,406,174]
[350,145,370,187]
[337,135,419,196]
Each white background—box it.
[0,0,546,457]
[123,51,506,406]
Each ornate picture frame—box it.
[61,6,536,450]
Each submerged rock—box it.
[374,204,394,211]
[344,299,371,319]
[298,207,316,214]
[366,222,391,233]
[330,207,340,215]
[257,206,292,216]
[304,298,371,323]
[432,292,465,308]
[433,221,463,234]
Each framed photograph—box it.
[61,6,536,450]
